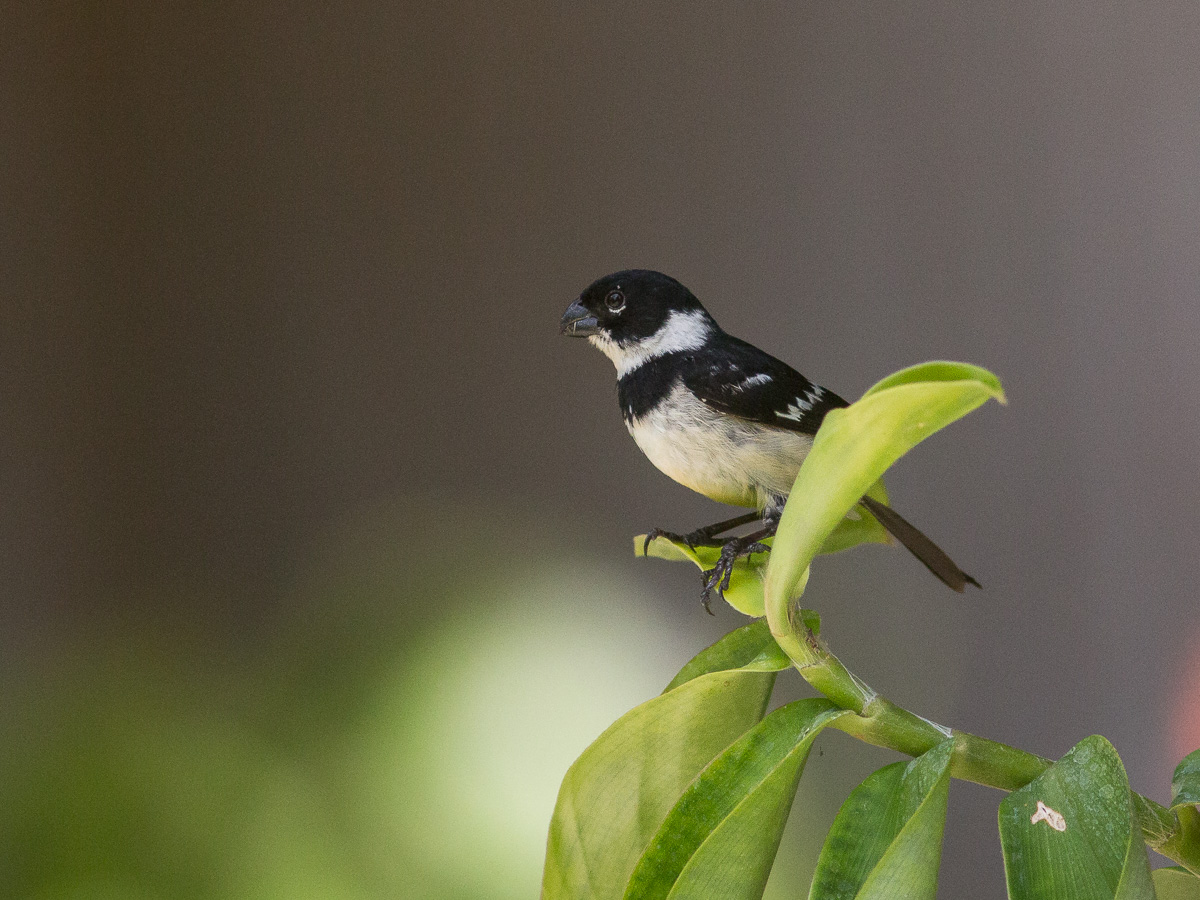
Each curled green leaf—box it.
[763,362,1003,666]
[860,360,1006,402]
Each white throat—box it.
[590,309,713,377]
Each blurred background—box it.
[3,3,1199,897]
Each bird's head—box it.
[560,270,716,375]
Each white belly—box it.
[627,383,813,509]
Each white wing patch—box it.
[733,373,773,391]
[776,385,825,422]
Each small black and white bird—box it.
[561,269,978,612]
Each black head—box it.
[560,270,715,369]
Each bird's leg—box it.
[699,522,777,615]
[642,510,762,556]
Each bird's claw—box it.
[698,539,770,615]
[643,528,691,556]
[643,525,734,556]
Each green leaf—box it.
[1173,749,1200,810]
[624,699,847,900]
[637,482,890,617]
[808,738,954,900]
[637,536,776,617]
[998,735,1155,900]
[664,619,790,692]
[765,361,1004,609]
[1168,750,1200,877]
[815,481,891,555]
[1153,867,1200,900]
[542,627,784,899]
[1132,794,1200,880]
[860,360,1006,401]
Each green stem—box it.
[768,599,1200,874]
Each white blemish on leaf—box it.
[1031,800,1066,831]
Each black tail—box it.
[859,495,980,592]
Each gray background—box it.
[4,3,1200,897]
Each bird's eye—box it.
[605,290,625,312]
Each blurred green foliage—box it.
[0,518,723,900]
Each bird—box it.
[560,269,978,613]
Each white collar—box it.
[591,309,713,377]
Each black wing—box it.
[682,336,848,435]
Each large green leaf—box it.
[998,735,1154,900]
[623,699,847,900]
[765,361,1005,610]
[542,622,789,899]
[1174,749,1200,810]
[1153,867,1200,899]
[808,738,954,900]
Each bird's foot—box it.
[699,537,771,615]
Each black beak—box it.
[560,300,599,337]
